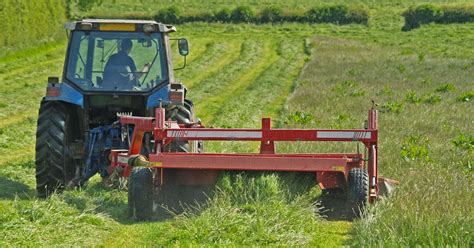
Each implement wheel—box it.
[347,168,369,213]
[128,167,154,221]
[35,101,78,198]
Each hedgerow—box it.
[152,5,368,25]
[0,0,66,48]
[402,4,474,31]
[259,6,284,23]
[154,6,182,24]
[230,6,255,23]
[306,5,368,24]
[439,5,474,24]
[214,8,232,23]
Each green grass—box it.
[1,1,473,247]
[281,35,472,246]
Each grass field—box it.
[1,1,473,247]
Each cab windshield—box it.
[66,31,167,92]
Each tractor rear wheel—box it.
[35,101,77,198]
[128,167,154,221]
[164,99,199,152]
[347,168,369,213]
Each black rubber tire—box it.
[128,167,154,221]
[35,101,76,198]
[165,101,194,126]
[164,99,201,153]
[347,168,369,211]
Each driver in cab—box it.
[103,39,150,89]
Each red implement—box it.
[110,107,380,202]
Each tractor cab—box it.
[63,19,179,93]
[46,19,189,111]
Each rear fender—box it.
[44,83,83,108]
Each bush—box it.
[260,6,283,23]
[277,11,304,22]
[402,4,474,31]
[347,5,370,25]
[438,5,474,24]
[183,12,215,23]
[306,5,368,25]
[231,6,255,23]
[215,8,232,23]
[402,4,443,31]
[154,6,182,24]
[307,5,349,24]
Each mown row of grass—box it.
[0,42,66,166]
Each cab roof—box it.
[65,19,176,33]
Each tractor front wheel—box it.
[128,167,154,221]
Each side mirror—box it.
[178,38,189,56]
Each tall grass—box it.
[0,0,66,49]
[283,36,473,246]
[353,165,473,247]
[151,173,328,246]
[0,161,116,247]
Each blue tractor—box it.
[35,19,199,197]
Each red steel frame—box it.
[110,107,379,202]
